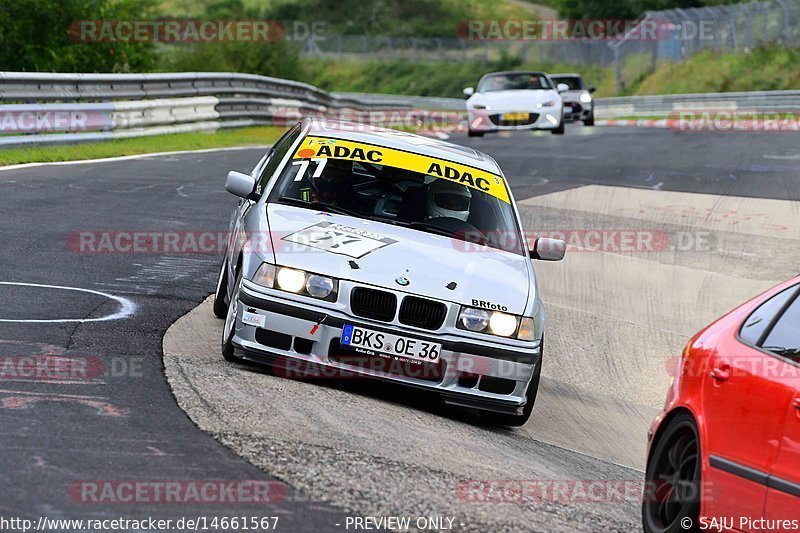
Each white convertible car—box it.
[463,71,566,137]
[214,119,565,426]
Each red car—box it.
[643,275,800,533]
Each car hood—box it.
[560,90,589,102]
[266,204,532,314]
[468,89,560,109]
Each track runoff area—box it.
[0,124,797,531]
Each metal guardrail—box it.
[2,70,798,147]
[595,90,800,117]
[0,72,414,147]
[333,89,800,117]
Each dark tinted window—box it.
[551,76,583,90]
[256,124,301,194]
[762,291,800,362]
[740,285,799,345]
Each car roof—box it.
[300,119,503,175]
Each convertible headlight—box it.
[257,264,338,301]
[580,93,592,104]
[537,100,557,108]
[457,307,524,338]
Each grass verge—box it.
[0,127,285,167]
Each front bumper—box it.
[563,102,592,122]
[231,281,541,415]
[468,109,562,132]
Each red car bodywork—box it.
[647,275,800,530]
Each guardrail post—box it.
[614,47,622,95]
[775,0,791,41]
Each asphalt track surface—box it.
[2,125,799,531]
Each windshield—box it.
[477,73,552,92]
[269,135,524,255]
[551,76,583,90]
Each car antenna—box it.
[348,260,360,269]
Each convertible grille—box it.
[350,287,397,322]
[398,296,447,330]
[489,113,539,127]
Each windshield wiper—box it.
[277,196,360,217]
[408,221,487,245]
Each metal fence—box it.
[612,0,800,93]
[296,0,800,94]
[299,35,615,66]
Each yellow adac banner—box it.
[293,136,510,203]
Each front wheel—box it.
[551,119,565,135]
[584,112,595,126]
[479,353,541,427]
[642,412,701,533]
[467,129,484,137]
[221,269,243,362]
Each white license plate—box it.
[341,324,441,363]
[564,106,573,113]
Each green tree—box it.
[0,0,158,72]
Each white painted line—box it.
[0,145,267,173]
[0,282,136,323]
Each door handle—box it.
[710,361,731,382]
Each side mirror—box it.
[588,85,596,93]
[556,83,569,93]
[225,170,257,199]
[463,87,475,97]
[529,237,565,261]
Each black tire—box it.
[221,269,243,362]
[479,350,542,427]
[467,129,484,137]
[584,112,595,126]
[642,412,701,533]
[551,119,565,135]
[212,256,229,319]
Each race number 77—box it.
[292,158,327,181]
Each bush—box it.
[0,0,157,72]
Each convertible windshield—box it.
[270,136,524,255]
[477,72,553,92]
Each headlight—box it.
[580,93,592,104]
[459,307,490,331]
[258,264,337,301]
[537,100,557,108]
[489,312,517,337]
[276,267,306,293]
[306,274,334,299]
[471,104,490,110]
[457,307,525,338]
